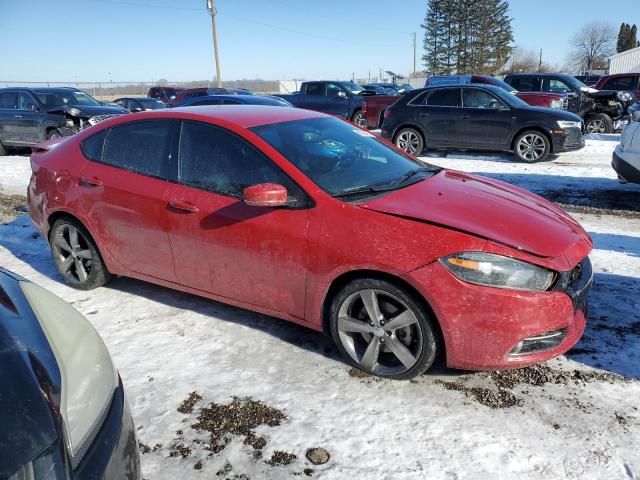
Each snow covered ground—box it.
[1,136,639,479]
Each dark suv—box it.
[381,84,584,162]
[0,87,127,154]
[504,73,636,133]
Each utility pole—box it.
[206,0,222,87]
[412,32,417,76]
[538,48,543,72]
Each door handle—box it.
[460,115,471,120]
[14,115,22,118]
[419,113,430,117]
[168,199,199,213]
[79,176,104,187]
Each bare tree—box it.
[504,46,539,73]
[568,22,616,72]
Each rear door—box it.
[413,88,462,147]
[303,82,350,118]
[77,120,179,281]
[165,120,310,317]
[458,87,513,149]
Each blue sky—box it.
[0,0,637,83]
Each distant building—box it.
[609,46,640,74]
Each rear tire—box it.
[329,278,438,380]
[393,127,424,155]
[514,130,550,162]
[585,113,613,134]
[351,110,367,129]
[49,217,111,290]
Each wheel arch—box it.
[510,126,554,153]
[391,123,425,144]
[320,269,446,360]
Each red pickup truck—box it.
[363,75,567,129]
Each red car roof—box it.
[166,105,326,128]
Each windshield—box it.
[563,75,588,90]
[251,117,440,198]
[489,87,530,108]
[343,82,365,94]
[139,98,166,109]
[35,90,102,108]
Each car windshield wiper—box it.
[386,167,439,187]
[333,167,440,199]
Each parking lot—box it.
[1,134,639,479]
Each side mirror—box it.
[169,95,176,101]
[337,91,348,99]
[133,107,143,112]
[243,183,288,207]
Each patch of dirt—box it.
[138,441,151,454]
[435,380,521,409]
[305,447,330,465]
[487,364,627,390]
[192,397,286,455]
[169,442,192,458]
[591,321,640,339]
[347,367,371,379]
[178,391,203,414]
[0,193,26,223]
[194,460,203,470]
[265,450,296,466]
[304,468,314,476]
[539,189,640,218]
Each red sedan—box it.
[28,106,593,379]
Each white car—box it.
[613,121,640,184]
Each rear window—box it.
[100,120,175,179]
[80,129,108,161]
[604,76,637,91]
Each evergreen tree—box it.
[617,23,630,53]
[422,0,513,75]
[628,24,638,51]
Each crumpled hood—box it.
[50,104,128,116]
[358,170,592,261]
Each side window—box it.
[604,76,635,91]
[462,89,503,108]
[80,129,108,161]
[326,83,342,97]
[101,120,175,179]
[178,121,298,199]
[0,92,19,109]
[426,89,461,107]
[546,79,572,93]
[193,99,221,106]
[510,77,539,92]
[221,99,241,105]
[19,93,39,111]
[305,83,325,96]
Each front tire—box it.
[585,113,613,134]
[393,127,424,155]
[49,218,111,290]
[329,278,438,380]
[514,130,550,162]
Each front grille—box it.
[86,114,121,128]
[565,128,583,147]
[554,257,593,311]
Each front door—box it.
[458,87,513,149]
[166,120,310,318]
[77,119,179,282]
[0,91,42,144]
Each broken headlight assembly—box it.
[440,252,555,292]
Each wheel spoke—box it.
[360,289,382,325]
[360,337,381,370]
[69,227,80,250]
[76,249,92,260]
[59,255,74,273]
[54,236,72,252]
[384,310,418,332]
[386,336,417,369]
[75,259,88,282]
[338,316,374,334]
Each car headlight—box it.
[440,252,555,291]
[67,107,82,117]
[19,282,118,467]
[617,91,634,102]
[557,120,581,129]
[550,99,564,109]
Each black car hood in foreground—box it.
[0,269,62,478]
[519,105,583,122]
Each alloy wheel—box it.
[517,133,546,162]
[51,224,94,284]
[586,119,605,134]
[396,130,421,155]
[337,289,423,376]
[353,112,367,128]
